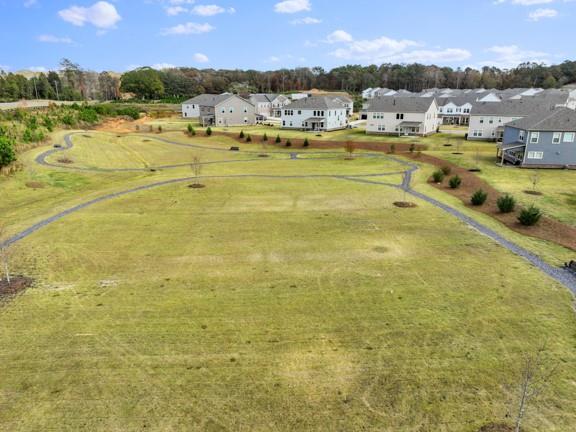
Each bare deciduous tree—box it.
[0,224,12,284]
[509,344,557,432]
[344,141,356,159]
[191,156,202,186]
[530,174,540,194]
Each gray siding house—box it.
[181,94,255,126]
[500,107,576,168]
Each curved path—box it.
[4,132,576,295]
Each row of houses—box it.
[181,92,354,131]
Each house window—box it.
[298,110,301,115]
[479,118,484,124]
[221,108,225,113]
[472,130,482,137]
[530,132,540,144]
[552,132,562,144]
[396,113,404,120]
[244,108,248,113]
[519,130,525,142]
[563,132,575,142]
[283,121,286,126]
[527,151,544,160]
[230,108,234,113]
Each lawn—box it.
[0,130,575,431]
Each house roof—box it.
[366,96,436,113]
[284,96,347,110]
[182,94,233,107]
[250,93,280,103]
[506,107,576,132]
[470,94,568,117]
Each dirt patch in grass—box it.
[477,423,517,432]
[25,181,46,189]
[189,184,206,189]
[524,190,543,196]
[0,276,34,302]
[404,152,576,251]
[394,201,418,208]
[57,157,74,164]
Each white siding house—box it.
[366,97,440,136]
[281,97,348,131]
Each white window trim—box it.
[552,132,562,144]
[563,132,575,143]
[530,132,540,144]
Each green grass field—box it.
[1,130,575,431]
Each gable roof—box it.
[506,107,576,132]
[470,94,568,117]
[366,96,436,113]
[182,94,232,107]
[283,96,347,110]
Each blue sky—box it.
[0,0,574,73]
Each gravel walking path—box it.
[4,132,575,295]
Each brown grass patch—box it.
[477,423,517,432]
[57,157,73,164]
[25,181,45,189]
[189,184,206,189]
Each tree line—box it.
[3,59,576,103]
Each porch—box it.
[397,121,424,136]
[497,142,525,166]
[303,117,326,131]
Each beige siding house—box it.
[214,95,256,126]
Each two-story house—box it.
[181,94,255,126]
[249,94,290,118]
[365,97,440,136]
[280,96,348,131]
[499,107,576,168]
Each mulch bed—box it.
[57,157,74,164]
[394,201,418,208]
[189,184,206,189]
[0,276,34,302]
[403,152,576,251]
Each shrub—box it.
[497,194,516,213]
[239,130,245,139]
[157,125,163,133]
[409,143,416,153]
[187,124,196,136]
[262,133,268,141]
[246,134,252,142]
[432,170,445,183]
[0,136,16,168]
[303,138,309,147]
[206,127,212,136]
[78,108,99,124]
[61,113,76,127]
[389,144,396,154]
[449,175,462,189]
[285,139,292,147]
[518,205,542,226]
[471,189,488,206]
[441,166,452,176]
[275,134,281,144]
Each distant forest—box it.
[2,59,576,102]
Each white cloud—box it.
[193,53,210,63]
[274,0,311,14]
[58,1,121,29]
[325,30,353,43]
[291,16,321,24]
[191,4,235,15]
[161,22,214,35]
[37,34,74,44]
[166,6,187,15]
[23,0,37,7]
[494,0,554,5]
[28,66,48,72]
[481,45,549,69]
[528,7,558,20]
[0,65,10,72]
[324,31,471,64]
